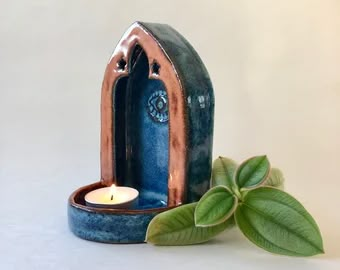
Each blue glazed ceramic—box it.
[68,182,167,243]
[68,21,214,243]
[115,52,169,202]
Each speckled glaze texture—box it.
[68,182,169,243]
[117,50,169,200]
[68,21,214,243]
[68,204,157,243]
[141,23,215,202]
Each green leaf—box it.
[264,168,285,190]
[212,157,238,189]
[235,155,270,190]
[146,203,233,245]
[235,187,324,256]
[195,186,238,227]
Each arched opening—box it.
[113,45,169,209]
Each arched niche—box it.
[100,23,187,206]
[113,45,169,208]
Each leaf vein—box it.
[243,203,321,252]
[249,195,320,232]
[239,208,307,256]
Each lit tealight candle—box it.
[85,184,139,209]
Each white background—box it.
[1,0,339,269]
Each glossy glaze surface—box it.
[68,21,214,243]
[100,23,188,204]
[68,182,169,243]
[141,22,215,202]
[114,50,169,204]
[68,204,157,243]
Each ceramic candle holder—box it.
[68,21,215,243]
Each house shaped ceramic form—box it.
[68,22,215,243]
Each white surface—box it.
[1,1,340,269]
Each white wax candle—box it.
[85,184,139,209]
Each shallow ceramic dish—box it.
[68,182,173,243]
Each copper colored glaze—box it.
[100,22,187,206]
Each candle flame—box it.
[110,184,116,200]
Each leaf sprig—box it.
[146,155,324,257]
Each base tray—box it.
[68,182,172,243]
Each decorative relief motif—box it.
[147,90,169,123]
